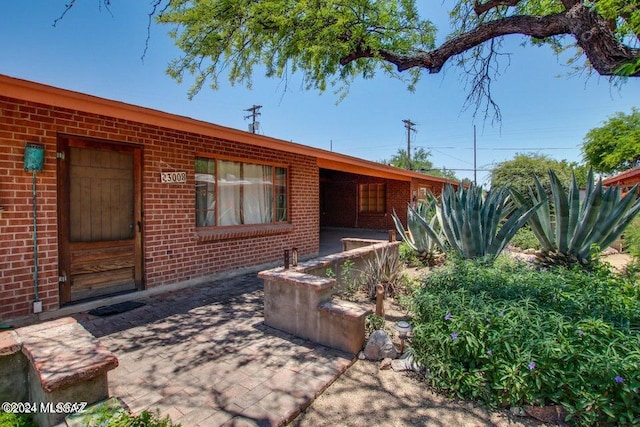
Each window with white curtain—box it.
[195,157,288,227]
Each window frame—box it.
[195,154,290,228]
[359,182,386,214]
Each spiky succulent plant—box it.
[512,169,640,268]
[396,184,540,262]
[438,184,541,261]
[392,195,443,266]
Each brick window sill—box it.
[196,223,294,242]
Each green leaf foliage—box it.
[582,108,640,174]
[153,0,640,109]
[157,0,435,98]
[490,153,588,198]
[408,257,640,426]
[0,411,37,427]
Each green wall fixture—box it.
[24,143,45,172]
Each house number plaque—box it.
[160,171,187,183]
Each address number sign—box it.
[160,171,187,184]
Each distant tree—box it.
[582,108,640,175]
[490,153,588,195]
[58,1,640,120]
[386,147,458,180]
[388,147,434,172]
[431,168,458,181]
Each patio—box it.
[72,271,352,426]
[64,229,390,426]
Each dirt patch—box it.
[291,359,551,427]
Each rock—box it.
[379,358,392,370]
[364,330,398,361]
[510,407,525,417]
[390,354,423,372]
[524,405,568,424]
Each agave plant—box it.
[362,245,404,299]
[512,169,640,268]
[392,195,444,266]
[438,184,542,260]
[397,184,541,261]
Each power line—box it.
[422,146,580,150]
[421,168,493,172]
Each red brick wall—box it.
[0,95,319,321]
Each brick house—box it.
[603,167,640,193]
[0,74,454,322]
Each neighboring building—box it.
[0,74,455,322]
[602,167,640,193]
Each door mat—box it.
[88,301,145,317]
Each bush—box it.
[398,241,422,266]
[623,214,640,258]
[0,411,37,427]
[408,257,640,426]
[509,225,541,251]
[104,410,180,427]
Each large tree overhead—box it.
[61,1,639,118]
[582,108,640,174]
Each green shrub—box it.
[107,410,180,427]
[86,408,181,427]
[408,257,640,426]
[509,225,541,251]
[398,241,421,266]
[365,313,386,336]
[623,214,640,259]
[0,411,37,427]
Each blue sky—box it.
[2,2,638,185]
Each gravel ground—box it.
[291,360,549,427]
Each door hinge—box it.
[58,273,67,283]
[56,152,65,160]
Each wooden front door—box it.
[57,136,143,304]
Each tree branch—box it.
[341,13,569,73]
[473,0,522,16]
[341,6,640,77]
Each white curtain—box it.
[219,161,242,225]
[204,160,279,226]
[243,164,273,224]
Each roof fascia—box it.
[0,74,455,186]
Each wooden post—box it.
[375,283,385,317]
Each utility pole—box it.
[473,125,477,184]
[402,119,416,170]
[244,104,262,133]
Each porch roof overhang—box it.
[602,167,640,188]
[1,74,454,187]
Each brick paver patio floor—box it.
[72,272,353,427]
